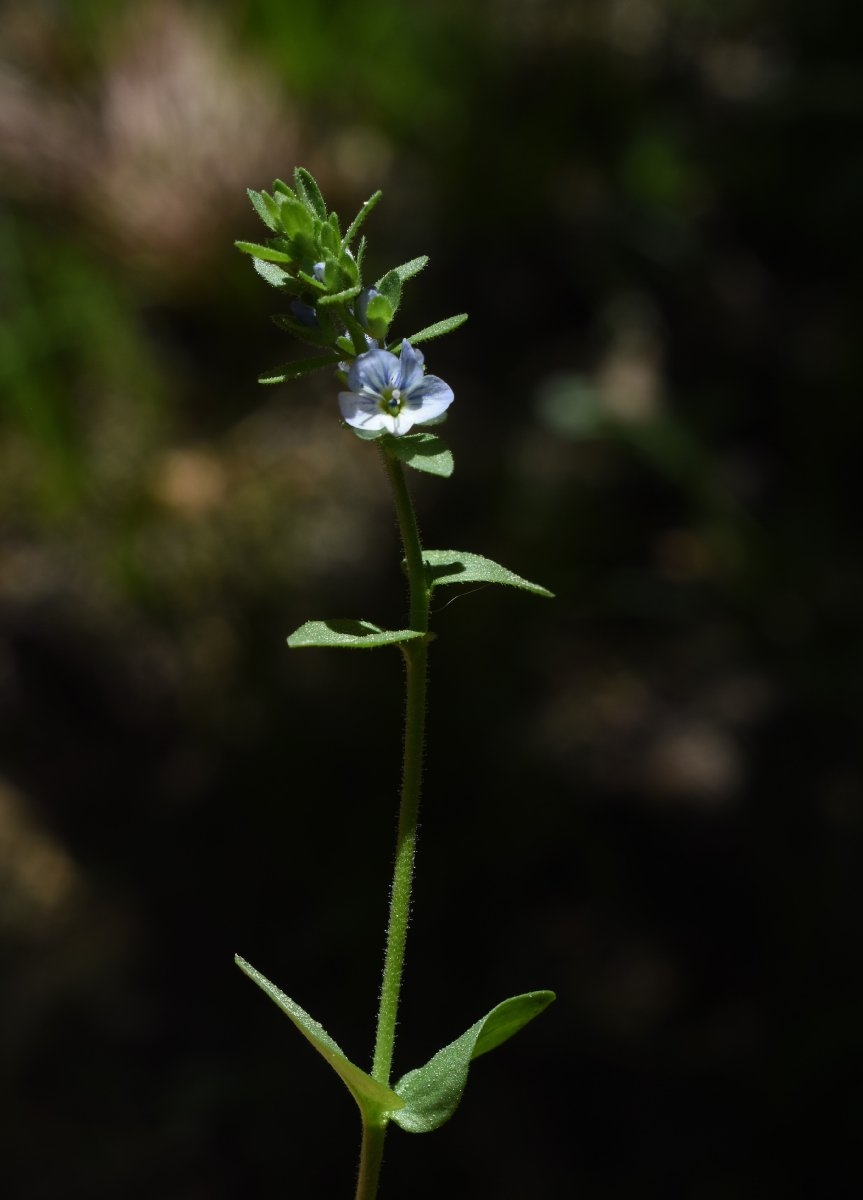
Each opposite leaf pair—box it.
[236,956,555,1135]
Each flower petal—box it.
[402,374,454,423]
[396,340,426,393]
[347,348,399,396]
[339,390,390,431]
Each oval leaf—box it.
[391,991,555,1134]
[287,619,425,649]
[235,956,403,1122]
[421,550,553,597]
[385,433,454,478]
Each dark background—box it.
[2,1,862,1196]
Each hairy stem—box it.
[354,1121,386,1200]
[353,449,430,1200]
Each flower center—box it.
[380,386,402,415]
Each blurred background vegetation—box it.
[2,0,861,1196]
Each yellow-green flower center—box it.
[380,386,402,415]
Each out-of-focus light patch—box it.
[536,374,605,438]
[608,0,667,58]
[595,333,663,422]
[151,448,227,516]
[0,779,84,939]
[643,721,742,807]
[0,1,296,275]
[653,528,714,583]
[330,126,395,192]
[699,39,785,102]
[93,0,295,272]
[537,291,665,438]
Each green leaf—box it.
[258,352,343,385]
[376,268,402,315]
[277,197,316,239]
[319,221,341,256]
[287,619,425,649]
[376,255,429,288]
[247,188,279,232]
[374,257,430,320]
[343,190,382,246]
[317,284,362,308]
[235,240,295,264]
[385,432,453,478]
[392,991,555,1133]
[420,550,553,597]
[235,956,403,1122]
[399,313,469,347]
[252,258,292,288]
[293,167,327,219]
[269,315,333,348]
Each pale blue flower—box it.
[338,341,454,436]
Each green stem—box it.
[353,449,430,1200]
[354,1122,386,1200]
[381,447,430,634]
[372,632,427,1085]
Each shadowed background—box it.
[2,1,861,1196]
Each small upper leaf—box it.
[235,240,295,263]
[391,990,555,1134]
[287,619,426,649]
[376,268,402,316]
[235,955,403,1123]
[252,258,292,288]
[247,188,279,232]
[398,313,469,348]
[375,255,429,288]
[421,550,553,597]
[293,167,327,219]
[258,351,343,385]
[343,190,383,246]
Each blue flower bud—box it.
[290,300,319,328]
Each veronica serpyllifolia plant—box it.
[234,167,555,1199]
